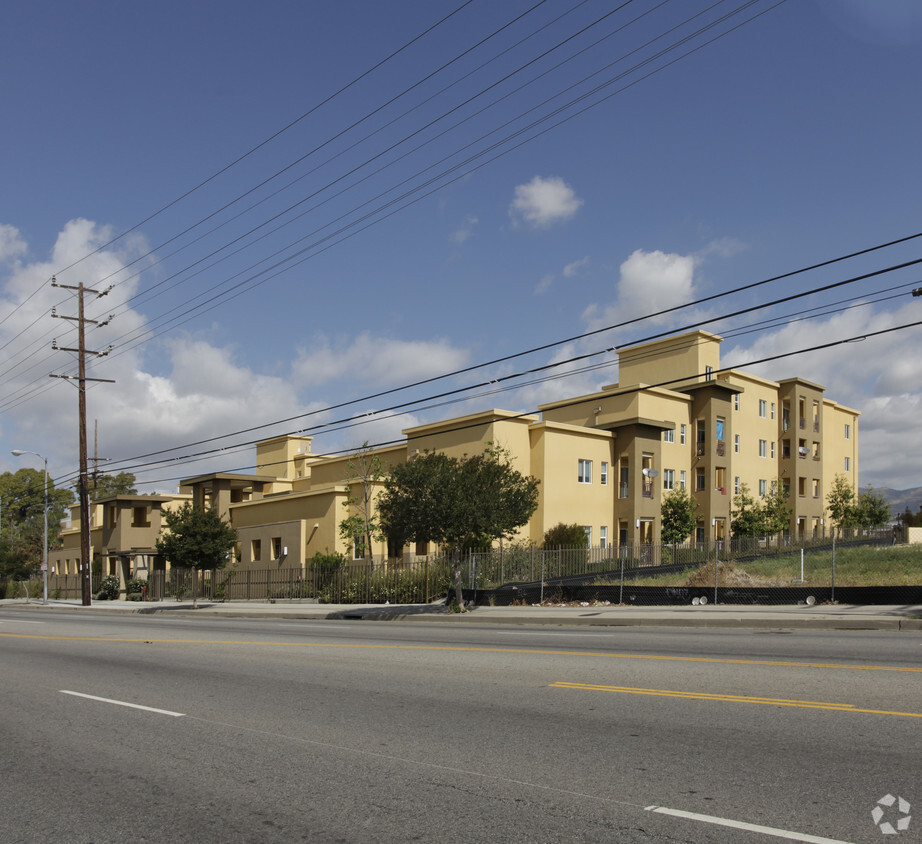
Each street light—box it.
[11,449,48,605]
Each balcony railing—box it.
[716,440,726,456]
[642,480,654,498]
[696,442,706,456]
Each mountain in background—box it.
[861,486,922,517]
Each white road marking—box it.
[644,806,853,843]
[60,690,185,717]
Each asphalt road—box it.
[1,610,918,843]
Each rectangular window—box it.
[734,476,740,496]
[272,537,282,559]
[759,399,767,418]
[680,424,687,445]
[600,462,608,485]
[583,526,592,546]
[251,539,262,562]
[619,461,629,498]
[696,468,706,491]
[734,434,740,454]
[715,467,726,492]
[131,506,150,528]
[715,417,725,442]
[415,540,429,556]
[759,479,768,497]
[813,479,820,499]
[844,423,851,439]
[663,428,675,443]
[759,439,767,458]
[578,459,592,484]
[353,537,366,560]
[771,441,776,459]
[734,394,740,411]
[679,470,687,490]
[705,365,713,381]
[599,526,607,550]
[771,402,776,420]
[844,456,851,472]
[663,469,675,491]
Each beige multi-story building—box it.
[51,330,861,577]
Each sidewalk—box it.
[3,597,921,631]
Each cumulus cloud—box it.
[509,176,582,228]
[292,333,469,389]
[0,224,27,264]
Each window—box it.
[759,479,767,497]
[844,423,851,439]
[271,537,282,560]
[771,402,776,420]
[705,365,713,381]
[715,417,725,442]
[813,479,820,499]
[679,470,687,490]
[619,460,629,498]
[844,456,851,472]
[734,476,740,496]
[734,434,740,454]
[663,428,675,443]
[696,468,706,491]
[759,439,767,458]
[578,459,592,484]
[599,526,608,550]
[251,539,262,562]
[715,467,726,492]
[680,424,687,445]
[415,540,429,556]
[663,469,675,491]
[759,399,767,418]
[583,526,592,546]
[734,394,740,411]
[771,441,776,459]
[600,462,608,485]
[352,537,366,559]
[131,506,150,528]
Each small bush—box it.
[96,575,120,600]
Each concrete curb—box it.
[4,599,921,631]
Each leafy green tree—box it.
[730,483,764,538]
[338,443,384,560]
[855,487,890,530]
[156,504,237,608]
[0,468,74,578]
[92,472,138,500]
[542,523,589,549]
[660,487,697,547]
[377,445,539,607]
[761,481,792,537]
[826,474,858,536]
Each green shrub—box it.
[96,575,120,600]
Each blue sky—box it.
[1,0,921,493]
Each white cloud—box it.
[0,224,27,264]
[509,176,582,228]
[584,248,699,337]
[292,333,469,389]
[563,256,590,277]
[451,216,478,244]
[534,274,554,295]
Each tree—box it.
[730,483,764,538]
[660,488,697,548]
[377,445,539,607]
[156,504,237,608]
[0,468,74,579]
[542,523,589,549]
[338,443,384,560]
[826,474,857,536]
[92,471,138,500]
[856,487,890,530]
[760,481,792,537]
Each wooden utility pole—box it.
[51,278,114,606]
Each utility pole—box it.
[51,278,114,606]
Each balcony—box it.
[716,441,726,457]
[642,480,654,498]
[696,442,706,457]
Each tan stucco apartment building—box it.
[51,330,860,576]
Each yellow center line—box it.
[1,633,919,673]
[550,681,922,718]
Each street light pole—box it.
[11,449,49,605]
